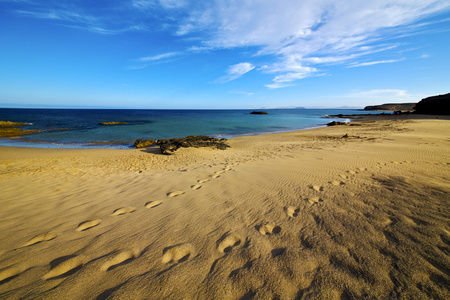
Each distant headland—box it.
[363,92,449,115]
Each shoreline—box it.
[1,113,448,152]
[0,115,449,299]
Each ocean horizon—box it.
[0,108,384,149]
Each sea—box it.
[0,108,384,149]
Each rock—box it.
[98,122,128,125]
[364,103,416,111]
[327,121,347,126]
[156,135,230,155]
[134,139,156,148]
[0,121,39,138]
[414,93,450,115]
[250,111,268,115]
[0,121,31,127]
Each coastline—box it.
[0,108,384,149]
[0,115,449,299]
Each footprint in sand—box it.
[307,197,323,204]
[19,232,58,248]
[217,235,242,253]
[258,223,281,235]
[330,181,345,186]
[286,206,300,217]
[347,170,356,175]
[167,191,185,197]
[339,174,347,179]
[161,243,195,264]
[191,185,202,190]
[215,170,225,175]
[112,207,136,216]
[358,167,367,171]
[198,179,210,184]
[211,174,220,179]
[100,249,139,271]
[0,265,26,283]
[76,220,102,232]
[42,255,84,280]
[145,201,162,208]
[310,185,324,192]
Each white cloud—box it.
[169,0,450,87]
[232,91,255,96]
[265,83,296,89]
[217,62,255,83]
[10,1,450,87]
[14,9,145,34]
[139,52,180,61]
[133,0,187,9]
[347,59,404,68]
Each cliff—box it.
[414,93,450,115]
[364,103,416,111]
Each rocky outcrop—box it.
[134,139,156,148]
[156,135,230,155]
[327,121,347,126]
[364,103,416,111]
[0,121,31,127]
[99,122,129,125]
[250,111,268,115]
[414,93,450,115]
[0,121,39,138]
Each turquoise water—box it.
[0,108,382,149]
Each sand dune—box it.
[0,116,449,299]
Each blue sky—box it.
[1,0,449,109]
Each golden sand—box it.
[0,116,449,299]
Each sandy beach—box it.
[0,115,449,299]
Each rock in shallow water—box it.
[98,122,128,125]
[250,111,268,114]
[327,121,347,126]
[134,139,156,148]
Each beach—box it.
[0,116,449,299]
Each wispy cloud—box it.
[347,58,404,68]
[232,91,255,96]
[128,51,182,69]
[13,7,145,35]
[8,1,450,87]
[168,0,450,87]
[133,0,187,9]
[139,52,180,62]
[217,62,255,83]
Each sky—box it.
[0,0,449,109]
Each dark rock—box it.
[156,135,230,155]
[99,122,128,125]
[364,103,416,111]
[327,121,347,126]
[134,139,156,148]
[250,111,268,115]
[414,93,450,115]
